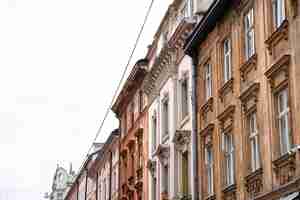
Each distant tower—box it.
[45,164,76,200]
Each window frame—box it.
[223,38,232,83]
[162,96,169,140]
[204,62,212,101]
[244,7,255,61]
[205,144,214,196]
[180,76,189,120]
[222,133,235,187]
[272,0,286,29]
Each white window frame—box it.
[205,63,212,100]
[205,145,214,196]
[277,89,291,155]
[223,133,235,186]
[223,38,232,83]
[180,77,189,120]
[244,7,255,61]
[248,112,260,172]
[272,0,286,29]
[152,113,157,153]
[162,97,169,140]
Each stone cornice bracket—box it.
[153,144,170,166]
[172,130,191,153]
[265,19,289,55]
[217,105,235,132]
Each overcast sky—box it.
[0,0,171,199]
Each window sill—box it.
[204,194,216,200]
[222,184,237,199]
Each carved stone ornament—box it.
[265,20,289,55]
[219,78,234,102]
[239,82,260,114]
[244,168,263,197]
[172,130,191,153]
[153,144,170,166]
[222,184,237,200]
[240,53,258,81]
[134,128,143,139]
[265,54,290,91]
[217,105,235,132]
[273,152,296,185]
[147,159,156,178]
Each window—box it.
[138,137,143,169]
[244,8,255,60]
[162,98,169,139]
[223,38,232,83]
[152,114,157,152]
[248,112,260,172]
[205,145,214,196]
[223,133,235,186]
[205,63,212,100]
[272,0,286,29]
[277,89,291,155]
[182,152,189,195]
[181,77,189,119]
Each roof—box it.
[184,0,233,56]
[111,59,148,116]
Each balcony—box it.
[244,168,263,198]
[273,152,296,185]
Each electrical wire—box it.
[77,0,155,173]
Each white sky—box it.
[0,0,172,199]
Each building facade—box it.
[185,0,300,200]
[112,60,149,200]
[142,1,212,200]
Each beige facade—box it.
[185,0,300,200]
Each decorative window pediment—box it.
[172,130,191,153]
[219,78,234,102]
[265,54,290,91]
[239,82,260,114]
[240,53,257,81]
[265,20,289,56]
[218,105,235,132]
[199,123,214,137]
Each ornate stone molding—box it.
[240,53,258,81]
[219,78,234,102]
[153,144,170,166]
[199,123,214,137]
[201,97,214,114]
[146,159,156,178]
[239,82,260,114]
[244,168,263,198]
[222,184,237,200]
[265,54,290,91]
[273,152,296,186]
[265,20,289,55]
[172,130,191,153]
[217,105,235,132]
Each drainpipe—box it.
[190,50,199,200]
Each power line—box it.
[78,0,155,172]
